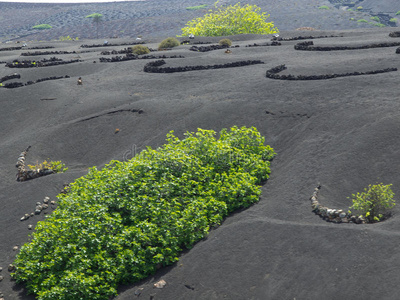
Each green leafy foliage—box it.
[12,126,275,300]
[158,37,180,50]
[371,22,386,27]
[59,35,79,41]
[318,5,330,10]
[357,19,368,23]
[390,18,398,23]
[397,11,400,16]
[186,4,207,10]
[32,24,52,30]
[219,38,232,46]
[370,16,380,22]
[27,160,68,173]
[181,2,278,37]
[349,183,395,223]
[131,45,150,55]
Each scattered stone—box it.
[0,267,2,271]
[13,246,18,251]
[185,284,195,290]
[43,197,49,203]
[50,200,56,205]
[30,212,34,217]
[28,225,33,230]
[154,279,166,288]
[8,264,15,272]
[0,275,3,281]
[134,288,143,296]
[43,204,49,209]
[21,214,30,221]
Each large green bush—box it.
[12,126,275,300]
[181,2,278,36]
[349,183,395,223]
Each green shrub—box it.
[186,4,207,10]
[349,18,355,21]
[349,183,395,223]
[356,6,363,10]
[318,5,330,10]
[158,37,180,50]
[131,45,150,55]
[219,38,232,47]
[357,19,368,23]
[59,36,79,41]
[27,160,68,173]
[372,22,386,27]
[12,126,275,300]
[32,24,52,30]
[370,16,380,22]
[396,11,400,15]
[181,2,278,36]
[390,18,398,23]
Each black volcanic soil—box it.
[0,0,399,42]
[2,27,400,299]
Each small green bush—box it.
[372,22,386,27]
[158,37,180,50]
[12,126,275,300]
[390,18,398,23]
[357,19,368,23]
[396,11,400,16]
[349,183,395,223]
[318,5,330,10]
[370,16,380,22]
[32,24,52,30]
[27,160,68,173]
[186,4,207,10]
[356,6,363,10]
[219,38,232,47]
[131,45,150,55]
[59,35,79,41]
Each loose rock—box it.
[154,279,166,288]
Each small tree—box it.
[86,13,103,39]
[181,2,278,36]
[349,183,395,223]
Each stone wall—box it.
[143,59,264,73]
[310,185,365,224]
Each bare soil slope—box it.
[1,28,400,299]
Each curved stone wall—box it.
[310,185,365,224]
[16,146,54,182]
[266,64,397,80]
[99,54,184,63]
[143,59,264,73]
[294,40,400,51]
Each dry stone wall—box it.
[310,185,365,224]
